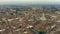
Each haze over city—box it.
[0,0,60,34]
[0,0,60,5]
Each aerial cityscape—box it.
[0,0,60,34]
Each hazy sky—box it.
[0,0,60,4]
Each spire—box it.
[40,13,46,21]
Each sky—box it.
[0,0,60,4]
